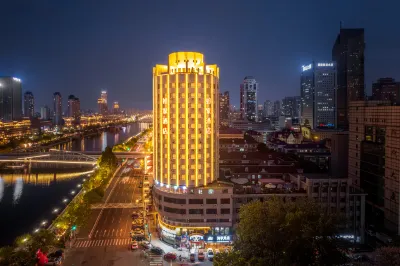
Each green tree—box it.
[98,146,117,174]
[29,229,57,254]
[215,197,347,266]
[0,246,15,266]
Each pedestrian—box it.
[179,255,182,261]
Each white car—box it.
[207,249,214,261]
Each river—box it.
[0,122,150,246]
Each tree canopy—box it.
[215,197,347,266]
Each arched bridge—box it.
[0,149,97,165]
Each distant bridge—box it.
[0,150,152,164]
[137,114,152,123]
[90,203,141,209]
[0,149,97,165]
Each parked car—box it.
[207,249,214,261]
[198,250,205,261]
[190,253,196,262]
[150,247,164,255]
[164,252,177,261]
[45,250,64,265]
[131,241,139,250]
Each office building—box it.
[53,92,62,125]
[372,78,400,103]
[23,91,34,118]
[67,95,80,117]
[349,101,400,234]
[300,62,337,129]
[273,100,281,117]
[40,105,50,120]
[113,101,120,114]
[263,100,274,117]
[0,77,22,121]
[153,52,232,247]
[97,91,108,115]
[294,96,301,118]
[282,96,299,118]
[332,28,365,129]
[240,76,258,121]
[219,91,230,121]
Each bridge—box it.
[90,203,141,209]
[81,151,152,159]
[0,150,152,164]
[0,149,97,165]
[137,114,152,123]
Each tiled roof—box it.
[219,138,258,145]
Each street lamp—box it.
[41,220,47,226]
[53,208,59,213]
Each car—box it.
[45,250,64,265]
[150,247,164,255]
[131,241,139,250]
[198,251,205,261]
[133,230,144,235]
[131,213,140,219]
[190,253,196,262]
[163,252,177,261]
[207,250,214,261]
[207,248,213,253]
[140,241,152,249]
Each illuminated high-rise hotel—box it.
[153,52,219,187]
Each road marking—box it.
[103,230,107,237]
[94,230,99,238]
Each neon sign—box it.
[302,64,312,71]
[317,63,333,67]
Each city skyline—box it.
[0,1,399,110]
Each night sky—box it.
[1,0,399,111]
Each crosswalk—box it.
[149,254,163,266]
[74,238,131,248]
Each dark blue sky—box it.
[1,0,399,110]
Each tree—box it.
[216,197,347,266]
[98,146,117,174]
[376,247,400,266]
[257,142,268,153]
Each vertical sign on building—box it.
[206,98,212,134]
[162,97,168,134]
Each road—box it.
[63,162,145,266]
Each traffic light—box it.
[145,224,148,228]
[71,225,77,231]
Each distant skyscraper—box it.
[263,100,273,117]
[294,96,302,118]
[67,95,80,117]
[240,76,258,121]
[273,100,281,117]
[282,96,297,118]
[372,78,400,103]
[300,62,337,129]
[98,90,108,115]
[113,101,120,114]
[40,105,50,120]
[332,27,365,129]
[219,91,230,120]
[0,77,22,121]
[23,91,34,118]
[53,92,62,125]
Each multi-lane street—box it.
[63,162,146,266]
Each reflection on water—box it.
[51,122,150,152]
[13,178,23,204]
[0,170,94,186]
[0,178,4,202]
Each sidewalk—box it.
[148,218,190,260]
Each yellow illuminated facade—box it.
[153,52,219,187]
